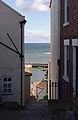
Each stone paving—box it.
[0,100,51,120]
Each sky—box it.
[2,0,50,43]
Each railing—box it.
[49,80,72,100]
[36,88,44,97]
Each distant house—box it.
[31,81,40,97]
[0,1,26,106]
[49,0,78,100]
[36,80,48,100]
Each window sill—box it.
[63,22,69,27]
[63,75,69,82]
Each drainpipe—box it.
[19,19,27,107]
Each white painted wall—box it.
[50,0,60,99]
[48,62,52,100]
[0,1,25,106]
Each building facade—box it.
[36,80,47,100]
[0,1,26,106]
[49,0,78,99]
[60,0,78,98]
[49,0,60,99]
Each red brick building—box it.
[60,0,78,98]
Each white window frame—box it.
[72,39,78,46]
[72,47,76,97]
[63,39,69,81]
[2,76,13,95]
[72,39,78,97]
[63,0,69,27]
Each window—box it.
[64,0,69,25]
[63,46,69,81]
[2,77,13,95]
[67,0,69,22]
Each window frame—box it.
[2,76,13,95]
[63,39,69,81]
[63,0,69,26]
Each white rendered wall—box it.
[50,0,60,99]
[48,62,51,100]
[0,1,25,106]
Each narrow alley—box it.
[0,100,51,120]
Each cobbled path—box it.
[0,100,51,120]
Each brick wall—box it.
[60,0,78,98]
[60,0,78,79]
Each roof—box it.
[25,67,32,76]
[49,0,52,8]
[0,0,24,17]
[36,81,45,89]
[25,67,31,73]
[32,82,40,87]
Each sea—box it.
[24,43,50,82]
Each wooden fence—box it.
[49,80,72,100]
